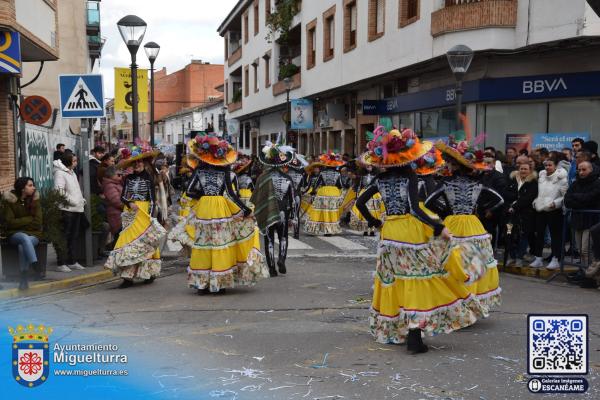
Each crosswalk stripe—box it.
[275,236,314,250]
[319,235,368,251]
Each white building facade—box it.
[157,100,226,146]
[219,0,600,156]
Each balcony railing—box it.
[228,47,242,67]
[272,72,301,96]
[431,0,517,37]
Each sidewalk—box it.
[0,242,183,300]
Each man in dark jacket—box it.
[564,161,600,267]
[505,163,538,266]
[89,146,106,195]
[479,155,508,249]
[53,143,65,161]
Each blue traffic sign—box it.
[0,31,21,74]
[59,74,105,118]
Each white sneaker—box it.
[68,262,85,270]
[530,257,544,268]
[56,265,72,272]
[546,257,560,270]
[514,259,523,268]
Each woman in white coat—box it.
[53,152,86,272]
[530,153,568,269]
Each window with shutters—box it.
[343,0,357,53]
[306,19,317,70]
[243,12,249,43]
[244,65,249,97]
[253,60,259,93]
[368,0,385,42]
[323,5,336,62]
[254,0,259,36]
[399,0,420,28]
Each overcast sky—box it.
[99,0,238,99]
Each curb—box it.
[0,270,115,300]
[499,264,579,279]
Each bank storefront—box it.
[363,71,600,152]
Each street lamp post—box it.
[284,77,293,143]
[446,44,474,132]
[117,15,147,143]
[144,41,160,147]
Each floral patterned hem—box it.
[368,294,487,344]
[453,236,497,284]
[475,287,502,310]
[304,220,341,236]
[113,259,161,280]
[187,248,269,292]
[104,215,166,274]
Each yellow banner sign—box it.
[114,67,148,112]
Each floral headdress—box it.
[233,154,253,174]
[116,141,160,169]
[318,151,345,167]
[258,133,295,167]
[414,144,444,175]
[435,114,489,171]
[188,133,237,166]
[361,126,431,168]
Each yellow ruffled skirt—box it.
[239,188,253,209]
[444,214,501,310]
[369,214,487,344]
[350,190,383,232]
[104,201,166,280]
[169,195,269,292]
[179,194,197,243]
[304,186,343,235]
[340,188,356,214]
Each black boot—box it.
[197,287,210,295]
[118,279,134,289]
[406,329,428,355]
[144,277,156,284]
[277,260,287,274]
[18,271,29,290]
[269,267,278,277]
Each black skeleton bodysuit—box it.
[237,173,255,191]
[355,167,444,235]
[286,167,305,238]
[186,165,250,215]
[121,170,156,216]
[314,167,343,190]
[424,174,504,218]
[263,168,296,275]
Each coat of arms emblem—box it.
[8,324,52,388]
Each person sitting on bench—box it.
[1,177,43,290]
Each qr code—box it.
[528,315,587,375]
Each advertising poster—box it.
[505,133,532,153]
[114,67,148,113]
[290,99,314,130]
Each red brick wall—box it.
[153,62,224,122]
[0,77,16,192]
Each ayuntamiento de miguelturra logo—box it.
[9,324,52,388]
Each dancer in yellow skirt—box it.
[105,145,167,288]
[304,152,345,236]
[169,135,269,294]
[233,155,254,208]
[350,164,381,236]
[415,146,445,220]
[425,141,504,310]
[300,164,320,218]
[286,154,308,239]
[356,129,487,353]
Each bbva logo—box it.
[522,78,568,94]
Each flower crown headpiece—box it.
[414,146,444,170]
[367,126,418,158]
[191,134,233,159]
[318,151,344,164]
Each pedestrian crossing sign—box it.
[58,74,105,118]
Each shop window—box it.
[485,103,547,151]
[245,130,251,149]
[399,0,420,28]
[549,100,600,137]
[383,84,394,98]
[344,0,357,53]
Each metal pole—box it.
[286,89,290,143]
[150,60,155,147]
[455,78,463,132]
[81,119,94,268]
[131,52,139,143]
[107,111,111,151]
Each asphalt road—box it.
[2,231,600,399]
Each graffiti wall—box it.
[23,124,81,192]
